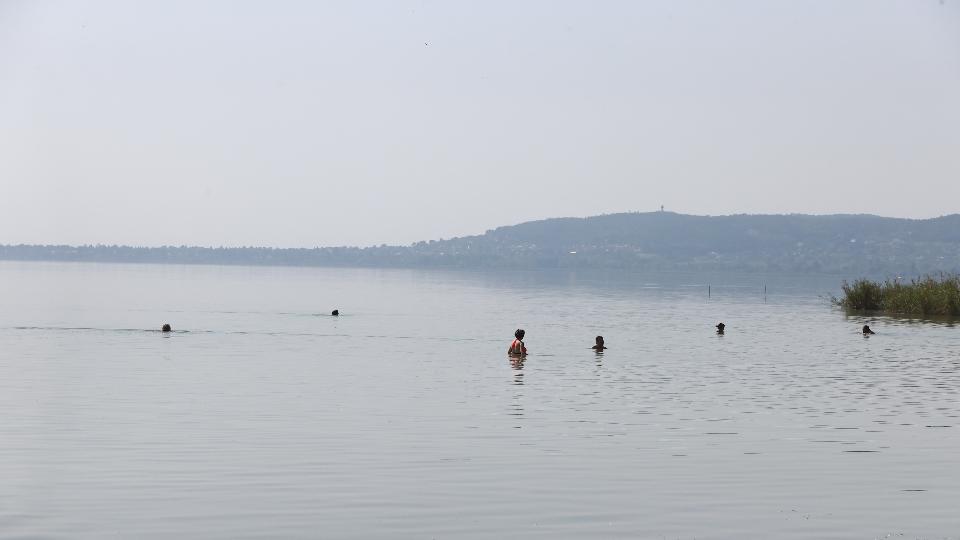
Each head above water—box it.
[716,322,725,333]
[332,309,339,316]
[862,324,874,334]
[595,335,604,344]
[161,323,171,332]
[514,329,525,340]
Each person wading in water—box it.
[508,329,527,356]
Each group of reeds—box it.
[835,274,960,316]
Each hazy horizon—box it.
[1,209,959,249]
[2,1,958,248]
[1,210,958,252]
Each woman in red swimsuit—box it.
[508,328,527,356]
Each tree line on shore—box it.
[2,212,959,277]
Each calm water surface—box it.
[1,262,958,539]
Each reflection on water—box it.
[508,357,526,426]
[845,311,958,328]
[0,261,958,539]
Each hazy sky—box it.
[1,1,958,247]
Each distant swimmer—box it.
[862,324,875,335]
[331,309,339,316]
[508,329,527,356]
[716,322,725,335]
[161,323,172,332]
[591,335,607,351]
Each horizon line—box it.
[2,210,957,251]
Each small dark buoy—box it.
[331,309,339,316]
[161,323,171,332]
[862,324,875,335]
[716,322,725,335]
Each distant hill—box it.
[3,212,960,276]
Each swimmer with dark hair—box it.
[862,324,875,335]
[331,309,339,316]
[591,336,607,351]
[716,322,725,335]
[161,324,171,332]
[508,329,527,356]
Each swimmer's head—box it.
[514,328,525,340]
[161,323,171,332]
[595,335,604,344]
[331,309,339,316]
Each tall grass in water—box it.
[837,274,960,316]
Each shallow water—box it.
[0,261,958,539]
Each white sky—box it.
[1,1,958,247]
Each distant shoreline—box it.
[3,212,959,276]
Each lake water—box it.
[0,261,958,539]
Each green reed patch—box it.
[836,274,960,316]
